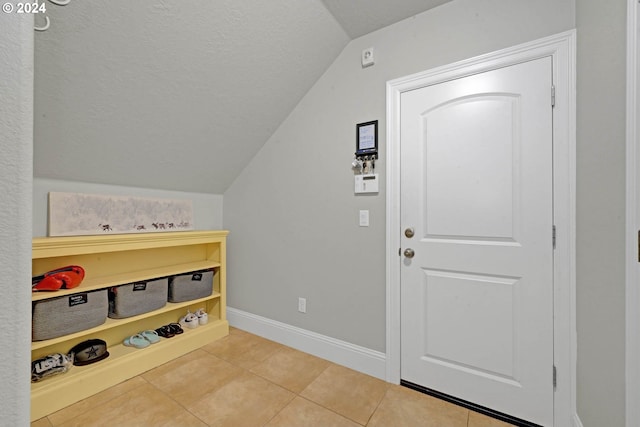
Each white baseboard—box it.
[226,307,387,381]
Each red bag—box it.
[32,265,85,291]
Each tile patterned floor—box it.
[31,328,515,427]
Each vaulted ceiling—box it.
[34,0,451,193]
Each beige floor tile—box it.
[201,329,284,369]
[47,376,147,426]
[250,347,330,393]
[155,411,209,427]
[36,330,502,427]
[186,370,295,427]
[265,396,362,427]
[367,385,469,427]
[142,348,243,406]
[300,364,388,425]
[468,410,517,427]
[31,417,53,427]
[54,383,192,427]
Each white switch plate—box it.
[359,210,369,227]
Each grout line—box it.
[259,393,297,427]
[297,395,367,426]
[363,383,391,426]
[44,376,151,426]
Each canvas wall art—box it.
[48,192,194,236]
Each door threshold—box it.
[400,380,542,427]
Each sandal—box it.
[123,334,150,349]
[167,323,184,335]
[155,325,174,338]
[140,330,160,344]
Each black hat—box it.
[69,339,109,366]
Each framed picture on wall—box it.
[356,120,378,158]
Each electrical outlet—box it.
[298,297,306,313]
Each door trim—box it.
[385,30,576,426]
[626,1,639,426]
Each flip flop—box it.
[140,330,160,344]
[123,334,150,349]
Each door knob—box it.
[403,248,415,258]
[404,227,415,238]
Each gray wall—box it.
[0,13,33,426]
[576,0,627,425]
[224,0,574,353]
[33,178,224,237]
[225,0,632,425]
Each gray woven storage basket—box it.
[168,269,214,303]
[108,277,168,319]
[32,290,108,341]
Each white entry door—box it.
[400,57,554,426]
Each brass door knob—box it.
[403,248,415,258]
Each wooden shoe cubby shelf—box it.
[30,230,229,421]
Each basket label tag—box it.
[69,293,88,307]
[133,283,147,291]
[192,273,203,281]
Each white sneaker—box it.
[194,308,208,325]
[179,311,199,329]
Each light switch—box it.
[359,210,369,227]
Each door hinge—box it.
[553,365,557,389]
[551,85,556,108]
[552,225,556,249]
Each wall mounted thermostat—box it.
[355,173,379,194]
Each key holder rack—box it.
[352,120,379,194]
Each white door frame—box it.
[626,1,639,426]
[386,30,577,426]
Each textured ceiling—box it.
[321,0,453,38]
[34,0,450,194]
